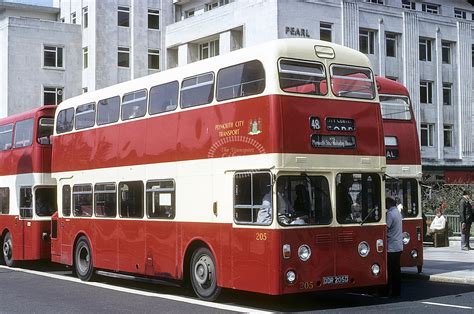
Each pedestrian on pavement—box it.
[385,196,403,297]
[459,190,472,251]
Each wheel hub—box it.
[194,257,210,285]
[3,240,11,258]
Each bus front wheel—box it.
[3,232,15,267]
[190,247,221,301]
[74,236,94,281]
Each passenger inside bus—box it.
[35,188,57,216]
[336,173,354,222]
[256,179,272,224]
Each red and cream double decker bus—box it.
[51,39,386,300]
[0,106,56,267]
[377,76,423,272]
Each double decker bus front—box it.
[247,41,386,294]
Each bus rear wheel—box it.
[190,247,221,301]
[3,232,15,267]
[74,236,94,281]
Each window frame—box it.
[442,42,451,64]
[148,49,160,70]
[148,9,160,30]
[233,171,273,226]
[0,187,9,214]
[118,6,130,27]
[13,118,34,149]
[198,39,219,60]
[72,184,93,217]
[71,11,76,24]
[422,3,440,15]
[121,89,148,121]
[75,102,96,130]
[97,96,120,126]
[216,59,266,101]
[359,29,375,55]
[420,123,434,147]
[19,186,33,218]
[118,47,130,68]
[401,0,415,10]
[385,32,397,58]
[82,6,88,28]
[43,86,63,106]
[330,64,376,100]
[320,22,332,42]
[94,183,117,218]
[43,45,64,69]
[443,124,453,148]
[454,8,467,20]
[180,72,215,109]
[419,38,432,62]
[278,58,328,96]
[149,81,179,115]
[146,180,176,219]
[119,181,144,219]
[56,107,74,134]
[0,123,13,151]
[442,83,452,106]
[420,81,433,104]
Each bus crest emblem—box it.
[248,118,262,135]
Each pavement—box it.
[402,237,474,285]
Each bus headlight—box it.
[298,245,311,261]
[371,264,380,276]
[283,244,291,259]
[286,270,296,284]
[358,241,370,257]
[402,232,410,245]
[411,249,418,259]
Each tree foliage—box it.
[421,183,473,215]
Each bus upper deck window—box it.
[330,65,375,100]
[380,95,412,120]
[56,108,74,134]
[180,72,214,108]
[122,89,147,121]
[278,59,327,95]
[149,81,179,115]
[75,103,96,130]
[0,124,13,151]
[37,117,54,145]
[13,118,34,148]
[217,60,265,101]
[97,96,120,125]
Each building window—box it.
[385,32,397,57]
[359,29,375,55]
[442,41,451,64]
[199,39,219,60]
[443,83,452,106]
[82,6,88,28]
[422,3,439,15]
[205,2,219,11]
[443,125,453,147]
[148,49,160,70]
[59,17,65,23]
[43,87,63,106]
[419,38,432,61]
[148,9,160,29]
[118,47,130,68]
[401,0,415,10]
[472,45,474,67]
[420,81,433,104]
[185,9,194,18]
[82,87,88,93]
[365,0,384,4]
[83,47,88,69]
[43,45,63,68]
[118,6,130,27]
[420,123,434,147]
[454,9,467,19]
[320,22,332,42]
[71,12,76,24]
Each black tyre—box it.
[190,247,221,301]
[3,232,15,267]
[74,236,94,281]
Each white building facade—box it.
[166,0,474,182]
[57,0,174,91]
[0,1,81,117]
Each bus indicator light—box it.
[282,244,291,259]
